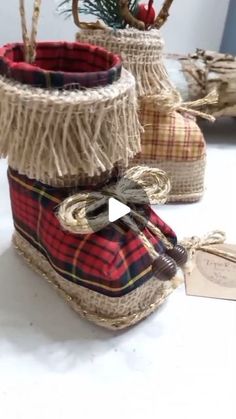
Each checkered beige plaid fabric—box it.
[130,101,206,202]
[133,101,206,164]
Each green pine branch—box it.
[58,0,140,29]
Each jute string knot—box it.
[145,89,219,121]
[57,166,173,261]
[181,230,236,264]
[182,230,226,252]
[19,0,41,63]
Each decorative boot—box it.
[0,0,187,329]
[72,0,211,202]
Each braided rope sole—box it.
[13,231,184,330]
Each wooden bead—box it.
[166,245,188,266]
[152,254,177,281]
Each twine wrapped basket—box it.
[78,28,173,98]
[0,0,188,330]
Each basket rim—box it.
[78,28,164,48]
[0,41,122,89]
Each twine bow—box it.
[181,230,236,263]
[57,166,174,261]
[145,89,219,122]
[19,0,41,63]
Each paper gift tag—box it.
[185,244,236,300]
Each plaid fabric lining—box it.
[0,42,122,89]
[134,105,206,163]
[8,168,177,298]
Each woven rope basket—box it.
[77,28,207,203]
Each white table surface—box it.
[0,119,236,419]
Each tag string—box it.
[198,247,236,264]
[19,0,42,63]
[181,230,236,263]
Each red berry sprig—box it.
[135,0,156,26]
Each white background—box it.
[0,2,235,417]
[0,0,231,53]
[0,119,236,418]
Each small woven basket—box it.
[78,28,175,99]
[77,28,207,203]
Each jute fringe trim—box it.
[132,157,206,203]
[13,231,183,330]
[0,69,141,185]
[77,28,178,100]
[77,30,218,121]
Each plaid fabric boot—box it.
[0,1,188,329]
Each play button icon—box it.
[83,170,151,236]
[108,197,131,222]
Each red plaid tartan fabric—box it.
[8,168,177,298]
[135,103,206,163]
[0,42,122,89]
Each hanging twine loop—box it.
[57,166,173,261]
[72,0,108,30]
[19,0,42,63]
